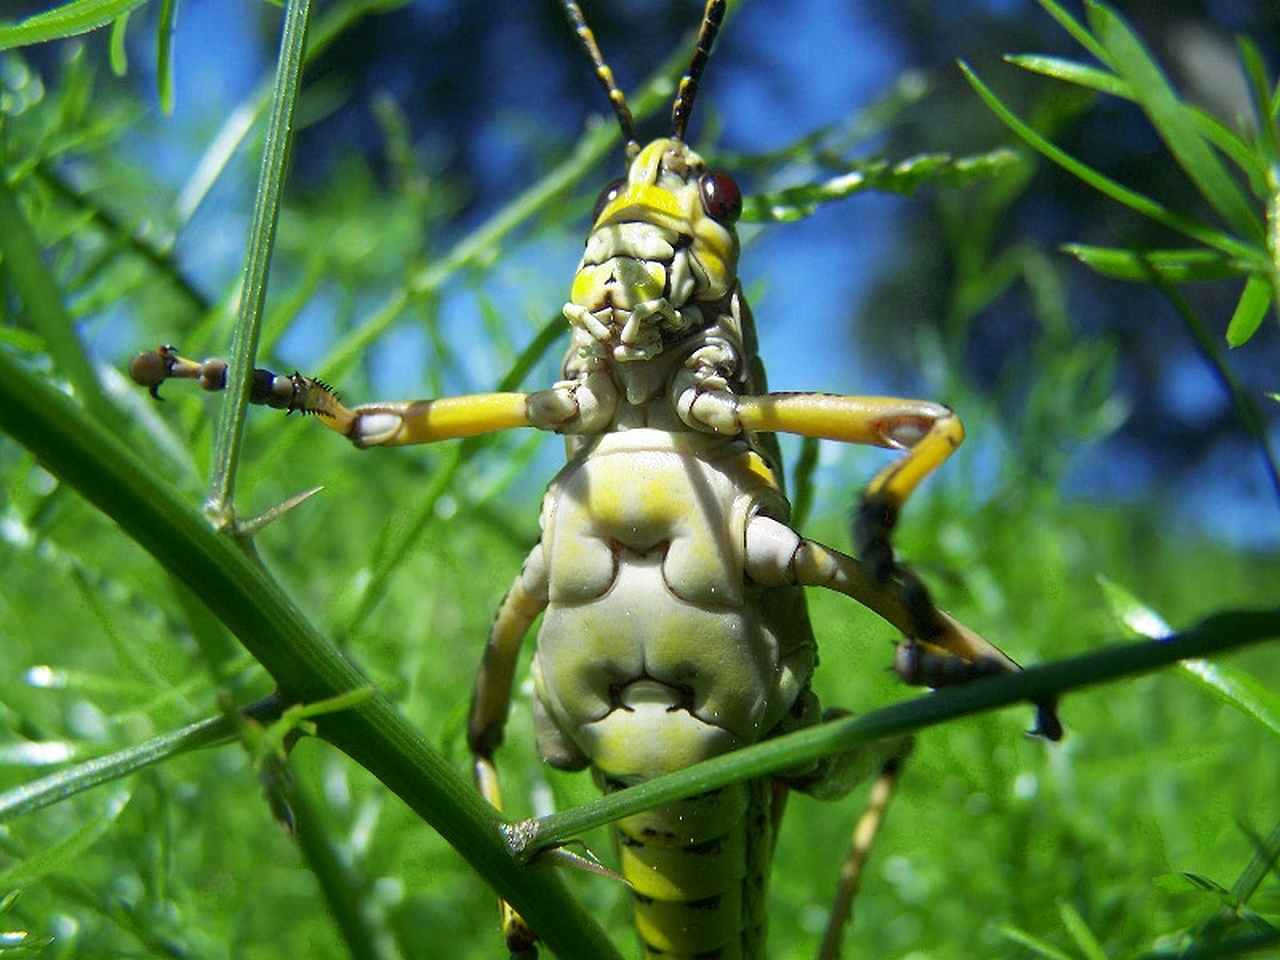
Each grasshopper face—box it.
[565,138,742,362]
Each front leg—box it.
[129,346,618,446]
[680,386,962,584]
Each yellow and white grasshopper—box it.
[131,2,1059,956]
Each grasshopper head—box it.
[559,1,734,363]
[565,138,741,362]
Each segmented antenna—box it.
[671,0,726,141]
[561,0,640,159]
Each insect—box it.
[131,2,1059,956]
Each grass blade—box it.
[0,790,130,890]
[1226,274,1274,347]
[1005,54,1126,97]
[961,62,1263,266]
[1178,659,1280,740]
[0,172,110,421]
[0,0,146,49]
[1064,245,1246,283]
[1090,2,1262,243]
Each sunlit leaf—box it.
[1178,659,1280,740]
[1090,2,1262,244]
[107,10,127,74]
[1226,274,1274,347]
[1005,54,1126,98]
[742,149,1020,222]
[0,0,147,50]
[962,62,1262,265]
[155,0,178,113]
[1064,245,1245,283]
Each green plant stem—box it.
[0,349,621,960]
[0,698,282,823]
[519,608,1280,856]
[206,0,311,524]
[286,768,398,960]
[0,172,109,420]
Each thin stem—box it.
[519,608,1280,855]
[206,0,312,523]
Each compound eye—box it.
[699,170,741,224]
[591,176,627,223]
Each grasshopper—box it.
[131,2,1059,956]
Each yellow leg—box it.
[128,348,624,449]
[467,546,550,956]
[680,389,962,583]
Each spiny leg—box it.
[129,346,617,448]
[745,514,1062,738]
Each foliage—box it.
[1,2,1278,959]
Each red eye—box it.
[592,176,627,222]
[699,170,741,224]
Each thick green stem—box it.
[0,349,621,960]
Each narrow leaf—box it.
[742,149,1020,223]
[0,0,147,49]
[962,62,1262,265]
[1064,245,1244,283]
[107,9,127,74]
[1178,659,1280,740]
[0,790,130,890]
[1092,3,1262,243]
[1226,274,1273,347]
[1237,38,1280,176]
[1058,900,1109,960]
[1036,0,1113,69]
[155,0,178,114]
[1006,54,1126,98]
[997,923,1075,960]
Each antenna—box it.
[670,0,726,142]
[561,1,640,159]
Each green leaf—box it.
[962,62,1262,266]
[107,9,127,74]
[0,0,148,50]
[1097,576,1172,639]
[1005,54,1126,98]
[0,169,111,421]
[1036,0,1113,69]
[742,149,1020,223]
[1064,245,1246,283]
[1237,38,1280,178]
[1178,659,1280,741]
[1059,900,1108,960]
[155,0,178,113]
[1089,2,1262,244]
[1226,274,1274,347]
[1153,871,1237,904]
[997,923,1075,960]
[0,790,130,890]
